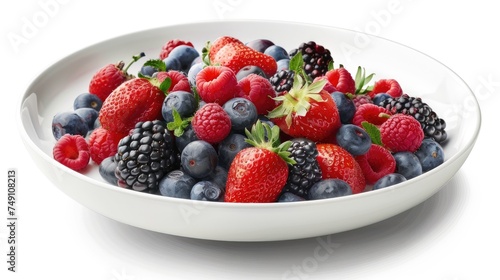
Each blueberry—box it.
[163,56,181,72]
[393,152,423,180]
[245,39,274,53]
[331,91,356,124]
[73,92,102,111]
[308,179,352,200]
[158,169,197,199]
[372,93,392,106]
[181,140,218,179]
[415,138,444,172]
[140,65,158,77]
[223,97,258,133]
[167,45,200,73]
[99,156,118,185]
[175,124,198,153]
[202,165,228,189]
[264,45,289,61]
[190,181,225,201]
[75,108,98,131]
[373,173,407,190]
[278,192,306,202]
[218,133,251,170]
[187,62,204,86]
[52,111,89,140]
[276,58,290,71]
[236,66,267,81]
[162,90,197,123]
[336,124,371,156]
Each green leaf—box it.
[201,41,211,66]
[361,121,382,145]
[289,51,303,73]
[143,59,167,72]
[166,108,192,137]
[159,77,172,94]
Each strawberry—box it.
[98,77,169,137]
[316,143,366,194]
[238,73,277,115]
[159,39,194,60]
[156,70,191,93]
[210,37,277,77]
[324,66,356,94]
[368,78,403,98]
[88,53,145,102]
[206,36,243,63]
[224,121,296,203]
[195,66,241,105]
[267,61,341,142]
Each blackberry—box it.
[269,69,294,93]
[379,94,447,143]
[115,120,179,193]
[281,138,322,198]
[289,41,333,79]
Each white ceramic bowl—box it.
[19,20,481,241]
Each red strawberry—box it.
[196,66,241,105]
[88,127,122,164]
[224,121,295,203]
[207,36,243,62]
[156,70,191,93]
[268,76,341,142]
[316,143,366,194]
[53,134,90,171]
[89,53,145,102]
[355,144,396,185]
[238,74,277,115]
[191,103,231,144]
[352,103,392,127]
[211,39,277,77]
[98,78,166,137]
[159,39,194,60]
[324,66,356,94]
[368,79,403,98]
[380,113,424,153]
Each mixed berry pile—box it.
[51,36,447,203]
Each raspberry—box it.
[156,70,191,93]
[159,39,194,60]
[352,95,373,108]
[191,103,231,144]
[53,134,90,171]
[196,66,241,105]
[380,114,424,153]
[238,74,276,115]
[368,79,403,98]
[352,103,392,127]
[355,144,396,185]
[324,67,356,94]
[88,127,122,164]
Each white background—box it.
[1,0,498,279]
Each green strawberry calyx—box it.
[267,72,327,128]
[244,120,296,165]
[354,66,375,95]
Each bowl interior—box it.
[18,20,481,241]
